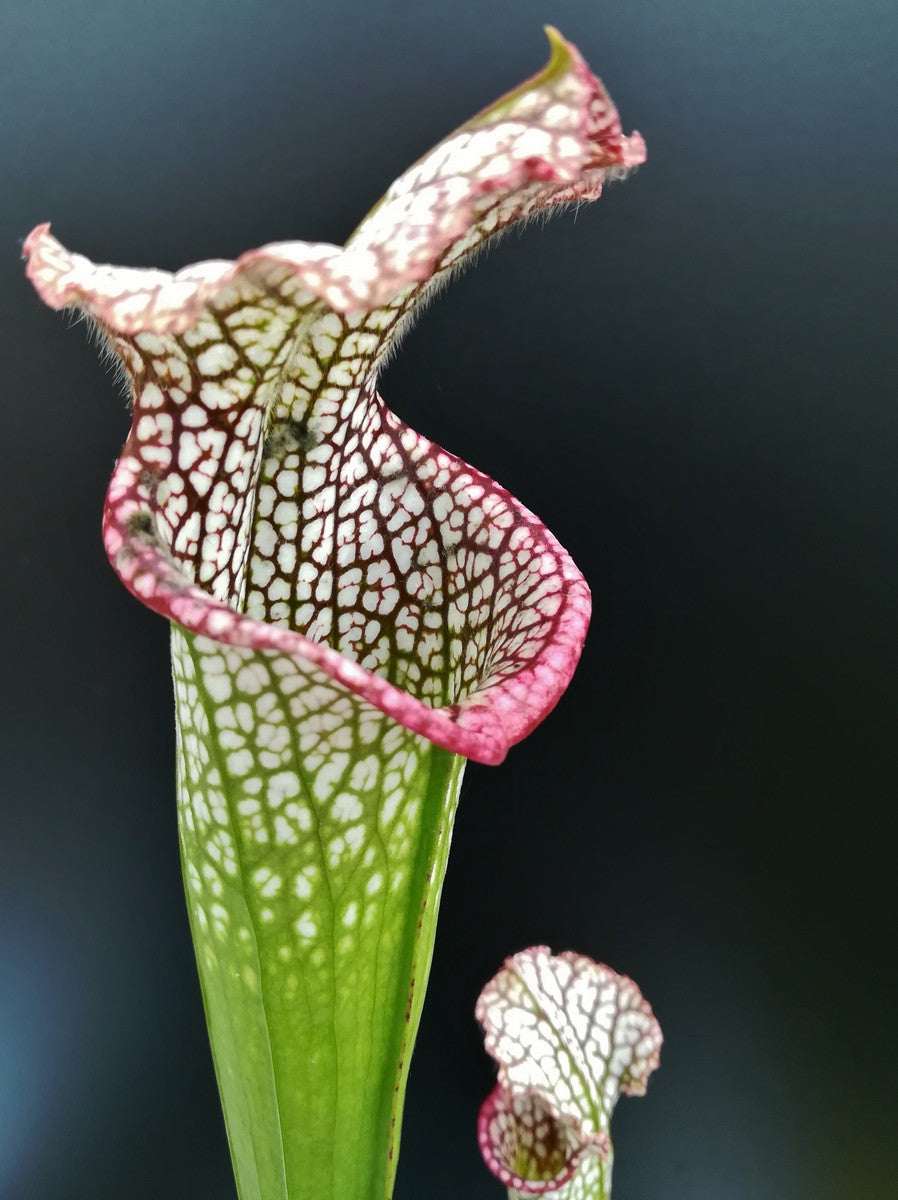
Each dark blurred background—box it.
[2,2,896,1198]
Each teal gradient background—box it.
[2,2,896,1198]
